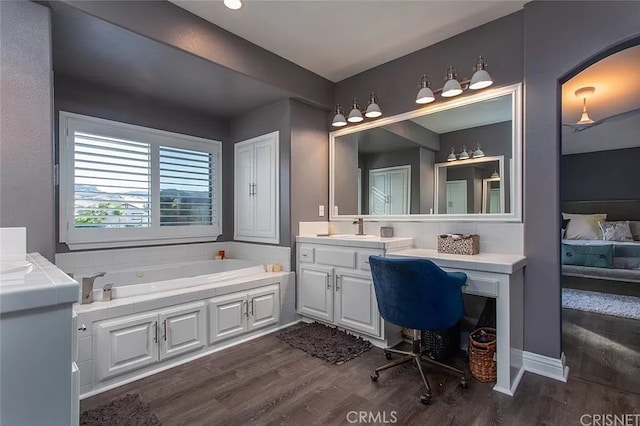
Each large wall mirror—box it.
[330,83,522,221]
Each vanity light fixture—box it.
[415,56,494,103]
[365,92,382,118]
[472,144,485,158]
[491,169,500,179]
[331,104,347,127]
[347,98,364,123]
[224,0,243,10]
[458,146,470,160]
[447,147,457,162]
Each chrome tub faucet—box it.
[81,272,106,304]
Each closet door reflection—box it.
[368,166,410,215]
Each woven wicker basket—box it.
[469,327,497,382]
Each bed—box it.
[561,200,640,285]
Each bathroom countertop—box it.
[0,252,79,314]
[389,248,527,274]
[296,235,414,249]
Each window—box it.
[59,112,222,249]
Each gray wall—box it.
[523,1,640,358]
[359,147,421,214]
[562,147,640,202]
[0,1,54,261]
[229,99,292,246]
[54,76,229,252]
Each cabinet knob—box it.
[78,324,87,331]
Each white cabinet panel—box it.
[96,312,159,381]
[248,285,280,330]
[234,131,279,244]
[335,271,380,337]
[298,265,334,321]
[316,248,357,268]
[159,301,206,360]
[208,293,248,344]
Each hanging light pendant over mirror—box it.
[416,75,435,104]
[365,92,382,118]
[447,147,457,162]
[473,144,485,158]
[491,169,500,179]
[331,104,347,127]
[469,56,493,90]
[459,145,470,160]
[347,98,363,123]
[442,66,462,98]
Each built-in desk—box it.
[390,248,526,396]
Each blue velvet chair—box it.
[368,255,467,404]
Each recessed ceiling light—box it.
[224,0,242,10]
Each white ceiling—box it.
[169,0,527,82]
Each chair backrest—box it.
[368,256,467,331]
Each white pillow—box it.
[599,220,634,242]
[562,213,607,240]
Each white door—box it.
[234,143,255,238]
[158,301,206,361]
[208,293,248,344]
[253,137,279,241]
[298,265,334,322]
[489,189,501,213]
[446,180,467,214]
[334,271,381,337]
[248,285,280,330]
[96,312,159,381]
[388,169,410,215]
[369,171,388,215]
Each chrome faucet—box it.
[353,217,365,235]
[81,272,106,304]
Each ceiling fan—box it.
[562,86,640,132]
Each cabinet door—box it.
[158,301,206,361]
[252,136,279,242]
[298,265,334,322]
[235,143,255,238]
[96,312,159,381]
[248,285,280,330]
[334,271,381,337]
[208,293,248,344]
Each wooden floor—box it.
[82,309,640,425]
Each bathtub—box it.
[89,259,265,300]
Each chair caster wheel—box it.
[370,372,379,382]
[419,394,431,405]
[384,351,392,360]
[460,377,468,389]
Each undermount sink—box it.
[328,234,378,239]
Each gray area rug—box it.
[562,288,640,320]
[80,394,161,426]
[277,322,372,365]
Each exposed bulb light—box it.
[224,0,242,10]
[491,169,500,179]
[469,56,493,90]
[347,98,363,123]
[447,147,457,162]
[416,75,435,104]
[441,66,462,98]
[473,144,485,158]
[331,104,347,127]
[575,86,596,125]
[365,92,382,118]
[459,145,469,160]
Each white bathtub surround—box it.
[298,221,524,255]
[55,241,292,278]
[1,251,79,425]
[75,270,297,397]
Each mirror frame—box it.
[329,83,522,222]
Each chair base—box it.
[370,330,466,405]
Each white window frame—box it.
[59,111,222,250]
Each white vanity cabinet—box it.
[208,285,280,344]
[295,236,413,347]
[96,301,206,381]
[234,131,279,244]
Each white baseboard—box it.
[522,351,569,382]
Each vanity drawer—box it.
[316,248,357,269]
[299,247,314,263]
[358,251,382,271]
[463,276,499,298]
